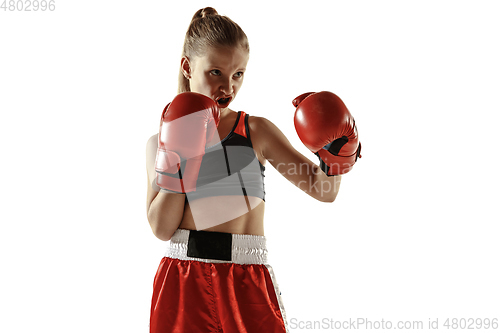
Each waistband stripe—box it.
[165,229,268,265]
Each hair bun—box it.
[194,7,218,20]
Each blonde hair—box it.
[178,7,250,93]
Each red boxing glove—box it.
[293,91,361,176]
[155,92,220,192]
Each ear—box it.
[181,56,192,79]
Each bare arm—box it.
[250,117,341,202]
[146,134,186,241]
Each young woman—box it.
[146,7,357,333]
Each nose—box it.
[219,78,234,95]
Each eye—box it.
[233,72,244,78]
[210,69,222,76]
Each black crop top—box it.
[185,111,266,202]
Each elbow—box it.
[307,187,337,203]
[319,193,337,203]
[147,211,176,242]
[152,226,173,242]
[311,187,336,202]
[316,174,341,203]
[324,187,340,203]
[316,185,339,203]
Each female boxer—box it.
[145,7,359,332]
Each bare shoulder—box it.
[146,133,159,185]
[248,114,270,129]
[247,115,292,164]
[247,115,281,140]
[146,133,158,163]
[147,133,158,150]
[247,115,270,163]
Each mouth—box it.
[216,96,232,108]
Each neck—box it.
[220,107,232,119]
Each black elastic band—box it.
[187,230,232,261]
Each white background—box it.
[1,0,499,332]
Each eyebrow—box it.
[208,65,246,71]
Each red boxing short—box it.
[150,229,288,333]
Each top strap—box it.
[233,111,248,138]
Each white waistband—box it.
[165,228,268,265]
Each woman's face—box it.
[182,46,249,110]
